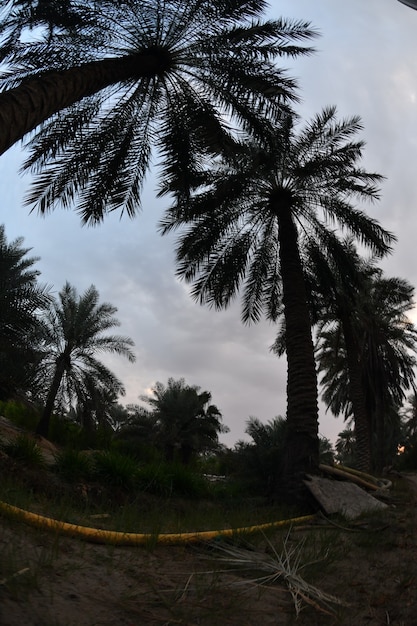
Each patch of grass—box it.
[137,462,209,498]
[3,434,45,468]
[53,448,93,483]
[92,450,139,489]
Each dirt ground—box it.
[1,419,417,625]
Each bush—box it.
[136,462,208,498]
[0,400,40,431]
[92,450,139,489]
[3,434,45,468]
[53,448,93,482]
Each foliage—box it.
[120,378,228,465]
[225,416,335,495]
[2,0,98,36]
[319,436,335,465]
[0,224,50,400]
[334,427,357,467]
[35,281,135,438]
[136,462,208,498]
[0,399,40,430]
[92,450,139,489]
[315,249,417,471]
[3,434,45,468]
[53,448,93,482]
[0,0,316,220]
[162,106,393,490]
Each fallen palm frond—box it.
[0,567,30,586]
[208,532,348,617]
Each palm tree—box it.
[0,224,50,400]
[161,107,394,496]
[0,0,316,222]
[335,426,356,466]
[138,377,228,464]
[35,281,135,437]
[315,258,417,471]
[3,0,94,38]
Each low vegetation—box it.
[1,424,417,625]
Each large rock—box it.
[304,474,388,520]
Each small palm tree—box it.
[0,0,316,222]
[335,427,356,466]
[139,377,228,464]
[315,256,417,471]
[35,281,135,438]
[161,107,393,495]
[0,224,50,400]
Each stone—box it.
[304,474,388,520]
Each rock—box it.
[304,474,389,520]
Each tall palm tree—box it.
[161,107,394,496]
[35,281,135,437]
[0,0,316,223]
[315,258,417,471]
[0,224,50,400]
[139,377,227,464]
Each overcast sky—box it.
[1,0,417,447]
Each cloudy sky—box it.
[1,0,417,447]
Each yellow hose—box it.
[0,500,315,546]
[319,464,391,491]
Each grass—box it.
[1,430,417,625]
[2,434,45,468]
[207,532,348,617]
[53,448,93,482]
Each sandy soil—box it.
[1,418,417,625]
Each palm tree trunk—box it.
[35,354,67,438]
[0,51,169,155]
[276,203,319,499]
[340,314,372,472]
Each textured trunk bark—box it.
[0,51,166,155]
[276,202,319,500]
[374,393,385,473]
[341,314,372,472]
[35,353,67,437]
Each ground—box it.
[1,419,417,625]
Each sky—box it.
[1,0,417,447]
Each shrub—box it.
[92,450,139,489]
[53,448,93,482]
[0,400,40,431]
[3,434,45,468]
[136,462,208,498]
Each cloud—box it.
[2,0,417,448]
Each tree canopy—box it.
[162,107,393,493]
[0,0,316,223]
[35,282,135,437]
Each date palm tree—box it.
[35,281,135,437]
[161,107,394,496]
[0,224,50,399]
[138,377,227,464]
[315,256,417,471]
[0,0,316,223]
[3,0,94,38]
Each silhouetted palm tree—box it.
[161,107,393,496]
[0,224,50,399]
[0,0,316,222]
[35,282,135,437]
[138,377,227,464]
[316,258,417,471]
